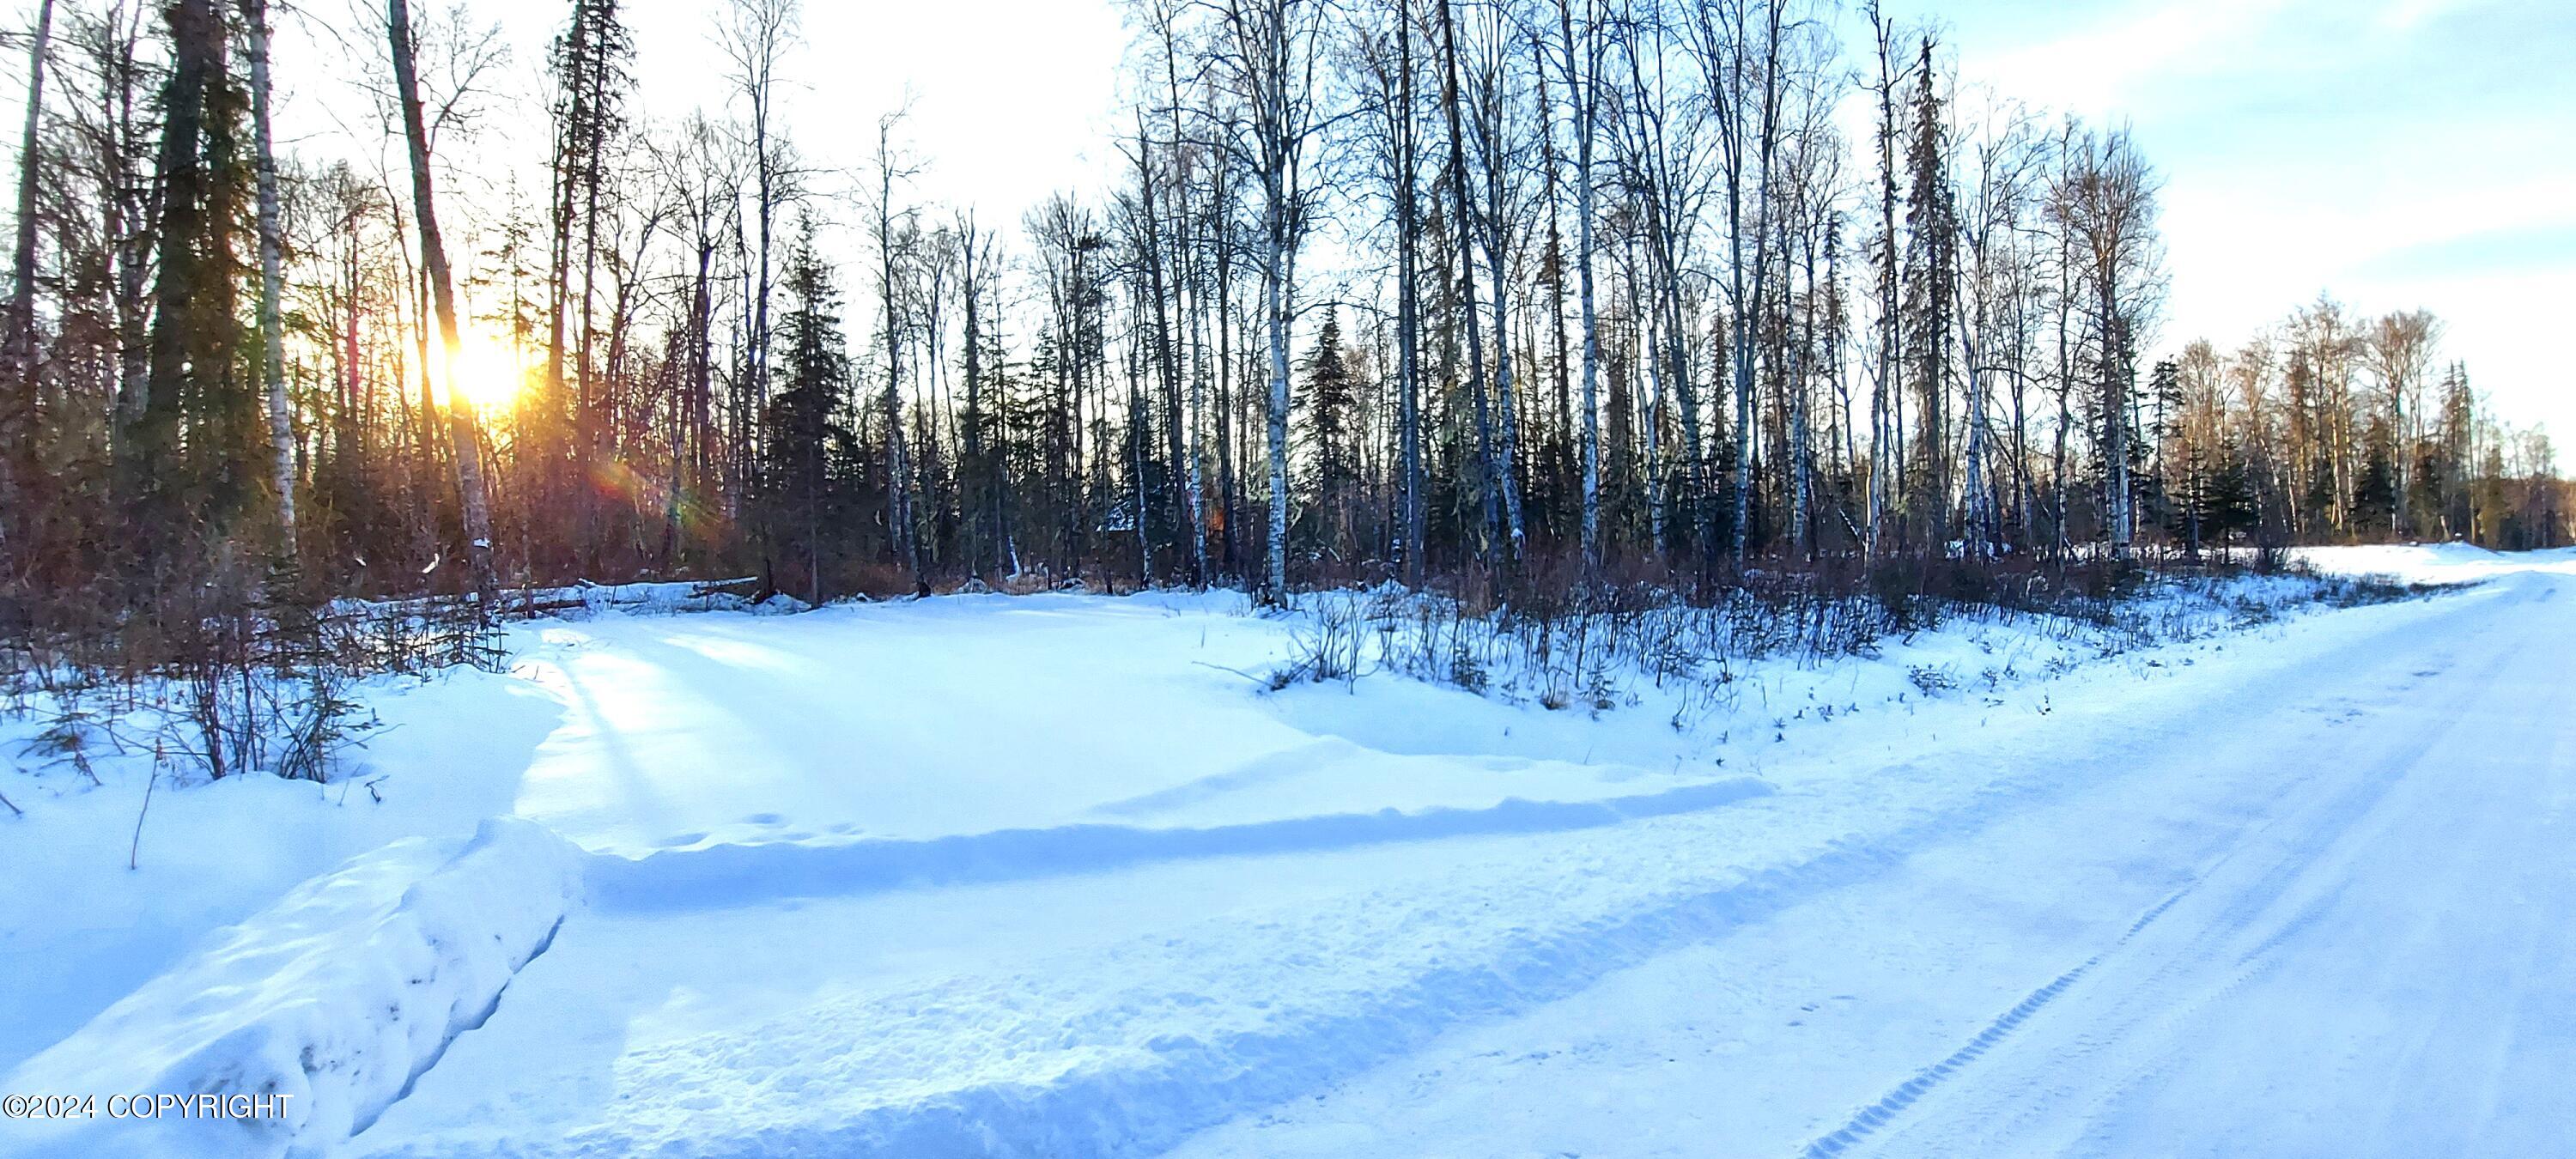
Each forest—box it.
[0,0,2566,638]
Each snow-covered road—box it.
[322,564,2576,1156]
[1829,573,2576,1158]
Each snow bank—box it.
[0,666,563,1072]
[0,817,581,1159]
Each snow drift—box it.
[0,816,581,1159]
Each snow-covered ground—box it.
[3,819,579,1158]
[2295,540,2576,585]
[5,550,2571,1156]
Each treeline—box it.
[0,0,2564,629]
[2154,306,2563,555]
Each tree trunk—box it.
[876,125,922,592]
[1957,252,1991,558]
[2104,296,2133,558]
[1,0,54,561]
[242,0,295,559]
[1133,118,1188,586]
[1395,11,1425,585]
[1262,206,1291,598]
[1438,0,1498,561]
[961,215,992,578]
[389,0,500,611]
[128,0,225,531]
[3,0,52,376]
[1557,0,1601,571]
[1867,2,1899,562]
[1473,40,1525,553]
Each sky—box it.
[1935,0,2576,444]
[9,0,2571,444]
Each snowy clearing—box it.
[5,552,2572,1156]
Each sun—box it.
[434,328,538,415]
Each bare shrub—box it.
[2,549,501,786]
[1268,545,2410,727]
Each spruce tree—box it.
[1298,308,1353,554]
[756,226,853,604]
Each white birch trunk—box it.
[245,0,295,556]
[1560,0,1601,570]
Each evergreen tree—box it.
[128,0,257,571]
[753,225,854,604]
[1901,37,1955,548]
[1298,307,1354,555]
[2208,434,2257,555]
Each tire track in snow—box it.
[1798,883,2191,1159]
[1972,624,2530,1152]
[1793,594,2531,1158]
[2018,639,2530,1151]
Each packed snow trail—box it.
[1820,572,2576,1156]
[324,567,2574,1156]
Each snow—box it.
[337,575,2483,1156]
[582,775,1776,911]
[2295,541,2576,585]
[0,817,580,1158]
[498,590,1777,856]
[4,549,2572,1157]
[0,666,561,1073]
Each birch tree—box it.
[717,0,798,483]
[1209,0,1335,598]
[2049,126,2162,561]
[1693,0,1789,564]
[1550,0,1605,567]
[243,0,295,556]
[871,112,925,592]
